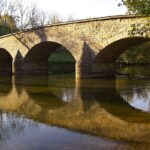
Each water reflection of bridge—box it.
[1,76,150,145]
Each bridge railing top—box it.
[0,15,148,39]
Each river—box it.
[0,66,150,150]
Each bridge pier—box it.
[75,61,116,78]
[92,62,116,77]
[75,61,94,78]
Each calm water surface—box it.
[0,66,150,150]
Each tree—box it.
[0,15,17,35]
[0,0,17,33]
[0,14,16,29]
[15,0,32,30]
[2,0,17,17]
[28,6,48,28]
[48,13,63,24]
[14,0,48,29]
[0,0,3,15]
[0,0,72,32]
[38,10,48,26]
[118,0,150,15]
[66,15,74,22]
[0,0,17,35]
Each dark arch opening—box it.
[95,37,150,63]
[117,40,150,76]
[0,48,12,75]
[118,41,150,64]
[92,37,150,77]
[24,41,76,75]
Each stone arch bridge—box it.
[0,15,150,78]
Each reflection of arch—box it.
[95,37,150,63]
[116,77,150,112]
[23,41,76,74]
[0,48,12,75]
[0,76,12,95]
[48,76,75,102]
[97,92,150,123]
[79,79,150,123]
[14,75,68,110]
[25,87,66,110]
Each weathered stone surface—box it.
[0,15,150,78]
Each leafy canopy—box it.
[120,0,150,15]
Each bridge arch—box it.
[20,41,76,74]
[95,37,150,63]
[0,48,12,75]
[92,37,150,77]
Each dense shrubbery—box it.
[118,42,150,64]
[0,14,17,36]
[118,0,150,15]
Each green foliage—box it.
[0,15,17,36]
[121,0,150,15]
[48,47,75,74]
[129,21,150,37]
[48,47,75,63]
[0,15,17,30]
[48,52,75,63]
[118,42,150,64]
